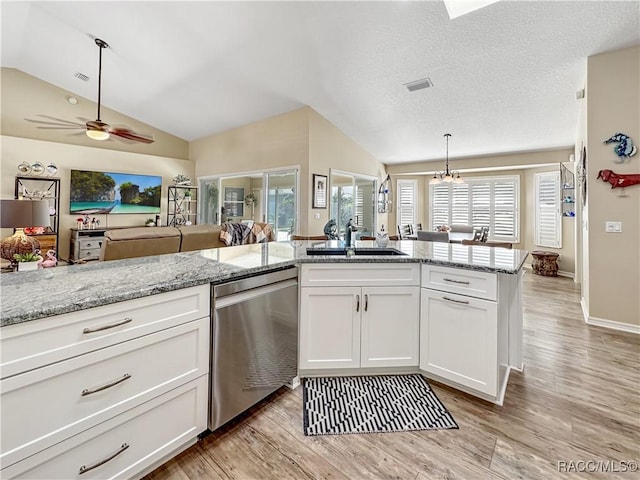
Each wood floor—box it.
[144,272,640,480]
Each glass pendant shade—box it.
[86,129,110,141]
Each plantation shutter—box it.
[397,179,417,225]
[355,186,364,227]
[535,172,561,248]
[430,182,450,229]
[429,175,519,242]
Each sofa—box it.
[99,223,274,261]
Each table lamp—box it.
[0,199,51,262]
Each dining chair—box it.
[360,235,399,241]
[450,224,474,233]
[397,224,413,239]
[417,231,450,243]
[461,239,512,249]
[290,235,328,240]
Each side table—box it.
[531,250,559,277]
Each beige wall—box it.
[308,109,387,235]
[191,107,388,235]
[190,107,309,229]
[1,68,189,160]
[1,135,194,261]
[585,45,639,328]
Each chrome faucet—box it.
[345,218,357,247]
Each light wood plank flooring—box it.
[144,272,639,480]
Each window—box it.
[534,171,561,248]
[397,179,417,226]
[429,175,519,242]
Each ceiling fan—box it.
[26,37,154,144]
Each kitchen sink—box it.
[306,247,407,256]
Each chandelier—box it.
[429,133,464,184]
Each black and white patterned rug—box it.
[303,374,458,436]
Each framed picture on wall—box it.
[312,174,327,209]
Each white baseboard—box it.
[557,270,574,279]
[581,298,640,334]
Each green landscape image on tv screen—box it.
[70,170,162,215]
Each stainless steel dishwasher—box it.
[209,267,298,430]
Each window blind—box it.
[534,172,561,248]
[397,179,417,225]
[429,175,520,242]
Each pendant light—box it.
[430,133,464,185]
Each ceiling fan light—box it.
[86,129,110,141]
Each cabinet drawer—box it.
[1,284,210,378]
[1,376,208,480]
[421,265,497,301]
[1,317,209,468]
[301,263,420,287]
[78,248,100,259]
[79,238,104,250]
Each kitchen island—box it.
[0,240,527,326]
[0,240,527,480]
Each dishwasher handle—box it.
[214,279,298,309]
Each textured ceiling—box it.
[1,1,639,164]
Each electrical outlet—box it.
[605,221,622,233]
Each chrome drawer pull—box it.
[81,373,131,396]
[443,278,470,285]
[364,294,368,312]
[82,317,132,334]
[443,296,470,305]
[356,294,360,312]
[79,443,129,475]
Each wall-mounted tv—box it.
[70,170,162,215]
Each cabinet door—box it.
[360,286,420,367]
[299,287,360,369]
[420,289,498,395]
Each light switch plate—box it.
[605,221,622,233]
[314,213,320,220]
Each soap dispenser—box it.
[376,224,389,247]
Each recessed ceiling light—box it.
[405,78,434,92]
[67,96,78,105]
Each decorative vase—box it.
[375,229,389,247]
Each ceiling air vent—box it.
[74,72,90,82]
[405,77,433,92]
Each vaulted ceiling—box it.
[2,1,639,164]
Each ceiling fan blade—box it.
[25,118,85,127]
[33,114,86,126]
[110,127,155,144]
[35,126,85,130]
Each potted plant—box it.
[13,252,43,271]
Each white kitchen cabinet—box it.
[420,264,512,405]
[299,264,420,372]
[360,286,420,368]
[299,286,361,369]
[0,284,210,480]
[420,288,497,395]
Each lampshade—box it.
[1,200,50,262]
[1,200,50,228]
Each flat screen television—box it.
[70,170,162,215]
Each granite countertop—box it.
[0,240,528,327]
